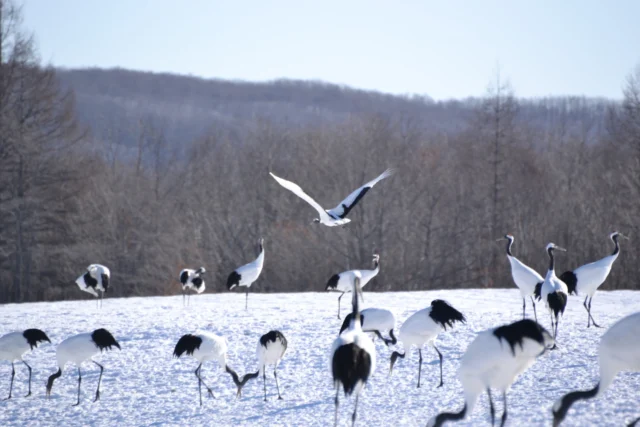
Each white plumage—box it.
[389,300,466,388]
[326,254,380,319]
[75,263,111,307]
[179,267,206,306]
[46,328,121,406]
[552,311,640,426]
[0,329,50,399]
[330,276,376,427]
[173,331,258,405]
[427,319,555,427]
[339,308,397,346]
[499,234,543,321]
[256,330,288,401]
[559,232,628,328]
[535,243,568,349]
[227,238,265,310]
[269,168,394,227]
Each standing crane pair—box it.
[500,232,627,344]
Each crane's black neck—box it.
[506,238,513,256]
[351,282,361,327]
[430,404,467,427]
[553,383,599,425]
[373,259,379,270]
[547,247,555,272]
[611,235,620,256]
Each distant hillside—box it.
[55,68,613,150]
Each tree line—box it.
[1,0,639,303]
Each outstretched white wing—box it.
[328,168,395,219]
[269,172,333,222]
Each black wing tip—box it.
[429,299,466,328]
[227,271,241,290]
[325,274,340,291]
[534,282,543,300]
[23,329,51,349]
[91,328,121,351]
[493,319,550,355]
[173,334,202,358]
[558,271,577,295]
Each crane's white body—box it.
[357,308,395,334]
[187,332,228,367]
[507,255,544,298]
[330,267,379,294]
[397,307,443,351]
[458,327,553,415]
[569,253,619,298]
[594,311,640,393]
[76,264,110,297]
[269,169,394,227]
[0,332,32,362]
[257,338,286,371]
[55,333,102,368]
[234,250,265,288]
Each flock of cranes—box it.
[1,167,639,427]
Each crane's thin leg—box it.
[72,367,82,406]
[100,292,103,308]
[500,391,508,427]
[627,416,640,427]
[334,384,340,427]
[487,388,495,427]
[195,363,215,402]
[93,361,104,402]
[433,345,444,388]
[263,367,267,401]
[352,393,359,427]
[23,360,32,397]
[3,362,14,400]
[417,349,423,388]
[522,298,526,319]
[530,296,538,323]
[245,287,249,311]
[588,297,602,328]
[274,365,282,400]
[583,296,591,328]
[182,289,185,307]
[554,315,559,342]
[337,292,345,319]
[549,314,557,350]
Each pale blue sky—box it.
[21,0,640,100]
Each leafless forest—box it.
[1,1,639,303]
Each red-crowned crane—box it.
[426,319,554,427]
[559,232,628,328]
[0,329,50,399]
[390,300,466,388]
[326,253,380,319]
[330,276,376,427]
[226,238,265,310]
[269,168,394,227]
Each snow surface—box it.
[0,289,638,426]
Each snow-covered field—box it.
[0,289,638,427]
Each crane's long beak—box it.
[495,237,506,242]
[555,246,567,252]
[620,233,630,240]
